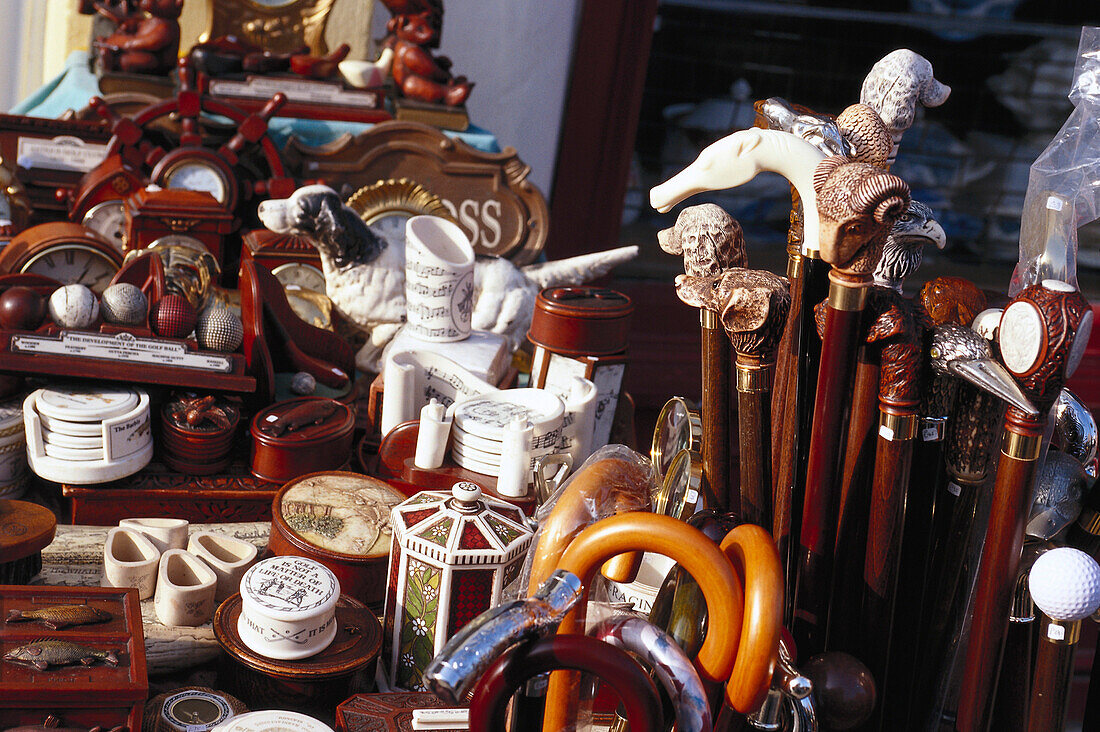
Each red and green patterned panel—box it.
[446,567,495,637]
[396,558,442,690]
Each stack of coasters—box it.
[24,385,153,483]
[449,389,564,477]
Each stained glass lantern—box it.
[383,480,533,691]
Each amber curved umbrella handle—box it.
[720,523,785,714]
[546,513,744,731]
[469,635,664,732]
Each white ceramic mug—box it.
[102,526,161,600]
[404,215,476,342]
[155,549,218,627]
[187,531,259,603]
[119,517,189,554]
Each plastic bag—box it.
[508,444,656,601]
[1011,26,1100,295]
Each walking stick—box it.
[674,268,791,528]
[790,158,910,657]
[1026,547,1100,732]
[657,204,747,510]
[956,281,1092,732]
[651,129,825,513]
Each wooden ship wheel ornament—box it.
[956,279,1091,732]
[86,57,295,216]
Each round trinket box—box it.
[214,589,381,719]
[24,386,153,484]
[250,398,355,483]
[268,471,407,611]
[150,687,246,732]
[160,393,241,476]
[527,286,634,356]
[212,711,333,732]
[237,556,341,661]
[383,482,534,691]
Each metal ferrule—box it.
[701,308,720,329]
[1054,389,1098,481]
[920,416,947,442]
[737,362,775,394]
[1002,430,1042,461]
[1009,568,1035,623]
[423,569,583,704]
[787,253,803,280]
[827,279,868,312]
[1044,618,1081,645]
[880,412,918,441]
[1078,508,1100,536]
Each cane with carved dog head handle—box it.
[956,280,1092,732]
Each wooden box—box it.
[0,585,147,729]
[336,693,467,732]
[62,456,279,525]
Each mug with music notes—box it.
[405,216,476,343]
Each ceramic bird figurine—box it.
[258,185,638,371]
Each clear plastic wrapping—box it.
[1011,27,1100,295]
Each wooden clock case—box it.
[124,187,236,267]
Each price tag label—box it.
[1047,623,1066,641]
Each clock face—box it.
[82,201,127,251]
[22,245,119,294]
[163,161,230,205]
[367,214,410,248]
[272,262,327,294]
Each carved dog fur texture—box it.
[675,268,791,360]
[658,203,746,278]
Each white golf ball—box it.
[1029,546,1100,622]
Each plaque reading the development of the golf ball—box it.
[12,331,234,372]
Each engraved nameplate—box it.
[11,331,234,372]
[210,77,380,108]
[16,135,109,172]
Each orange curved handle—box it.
[720,524,785,714]
[545,513,744,732]
[527,456,651,596]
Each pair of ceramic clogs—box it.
[102,518,258,627]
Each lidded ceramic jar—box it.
[237,556,340,661]
[383,481,534,690]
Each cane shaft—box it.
[1083,625,1100,730]
[991,618,1035,732]
[702,309,732,511]
[956,411,1043,732]
[738,356,773,528]
[792,273,868,655]
[1027,617,1076,732]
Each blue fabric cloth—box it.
[12,51,501,153]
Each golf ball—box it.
[1028,546,1100,622]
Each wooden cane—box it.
[990,547,1040,732]
[790,158,911,657]
[675,268,791,528]
[955,281,1092,732]
[1025,547,1100,732]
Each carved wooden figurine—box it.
[94,0,184,76]
[384,7,472,106]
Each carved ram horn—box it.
[849,173,910,225]
[813,155,847,194]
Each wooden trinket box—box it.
[267,471,407,612]
[336,692,468,732]
[213,592,381,722]
[0,585,147,729]
[62,456,278,525]
[250,398,355,484]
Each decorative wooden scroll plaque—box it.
[282,121,550,265]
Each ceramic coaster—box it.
[451,389,564,441]
[449,438,502,466]
[41,428,103,450]
[448,423,502,453]
[450,449,499,477]
[0,475,28,500]
[211,711,334,732]
[37,411,104,437]
[43,441,104,461]
[35,386,139,422]
[237,556,340,661]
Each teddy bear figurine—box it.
[94,0,184,76]
[386,10,473,107]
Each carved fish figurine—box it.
[6,605,112,630]
[3,639,119,670]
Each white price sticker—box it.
[1047,623,1066,641]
